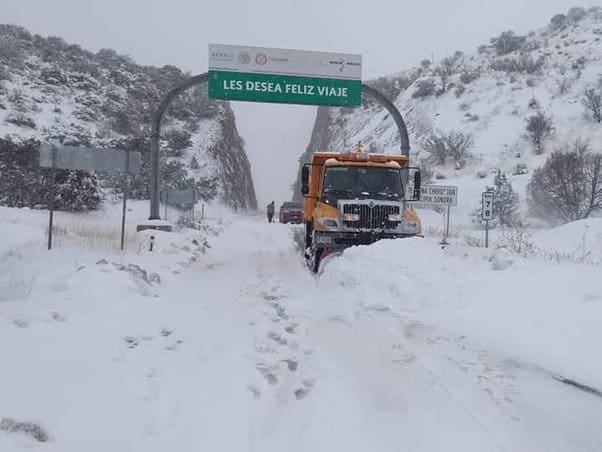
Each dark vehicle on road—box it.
[279,202,303,224]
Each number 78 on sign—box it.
[481,192,494,220]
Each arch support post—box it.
[148,73,208,220]
[360,83,410,157]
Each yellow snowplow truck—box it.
[300,143,422,273]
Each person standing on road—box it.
[267,201,275,223]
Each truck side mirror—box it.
[413,170,421,201]
[301,164,310,196]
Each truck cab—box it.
[300,144,421,272]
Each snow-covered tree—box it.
[527,140,602,223]
[490,31,526,55]
[582,87,602,123]
[525,112,554,154]
[550,14,568,29]
[491,170,519,226]
[472,170,519,228]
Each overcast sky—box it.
[0,0,596,207]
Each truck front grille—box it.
[342,203,400,230]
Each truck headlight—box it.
[318,218,339,231]
[341,213,360,222]
[388,213,403,222]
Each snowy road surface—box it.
[1,211,602,451]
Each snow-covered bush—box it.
[459,69,481,84]
[490,31,527,55]
[567,7,587,23]
[5,112,36,129]
[524,112,554,154]
[550,14,568,30]
[0,138,102,211]
[454,84,466,98]
[527,140,602,223]
[582,87,601,123]
[412,79,436,99]
[54,169,102,211]
[164,128,193,156]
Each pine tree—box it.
[491,170,519,226]
[472,170,519,229]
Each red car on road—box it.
[279,202,303,224]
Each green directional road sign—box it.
[208,44,362,107]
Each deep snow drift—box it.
[1,205,601,451]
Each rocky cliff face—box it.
[0,24,257,211]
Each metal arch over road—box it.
[148,74,411,220]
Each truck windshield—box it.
[321,166,404,206]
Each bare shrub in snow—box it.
[581,87,602,123]
[524,112,554,154]
[463,233,484,247]
[422,130,473,167]
[555,76,573,95]
[490,56,545,75]
[513,163,529,175]
[454,84,466,98]
[412,79,436,99]
[527,140,602,223]
[490,31,527,55]
[499,227,538,257]
[471,207,498,230]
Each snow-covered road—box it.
[1,212,602,451]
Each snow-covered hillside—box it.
[1,207,601,451]
[0,24,257,210]
[295,8,602,226]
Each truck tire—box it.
[311,248,323,274]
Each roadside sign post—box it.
[47,145,57,250]
[160,187,197,223]
[40,144,141,251]
[481,191,495,248]
[408,185,458,243]
[120,149,131,251]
